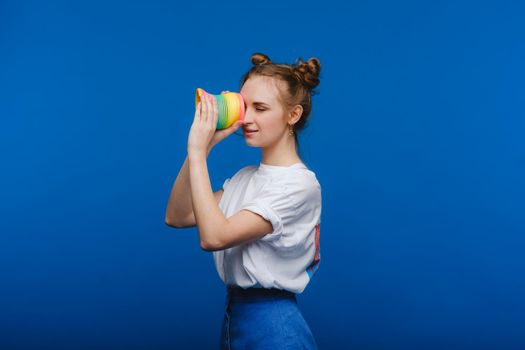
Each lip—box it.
[243,130,258,136]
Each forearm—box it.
[165,148,211,225]
[188,152,228,249]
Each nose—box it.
[242,106,255,126]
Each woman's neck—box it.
[260,136,301,166]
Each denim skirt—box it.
[219,286,318,350]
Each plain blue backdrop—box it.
[1,0,524,349]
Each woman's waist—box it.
[227,285,296,301]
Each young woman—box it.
[165,52,322,349]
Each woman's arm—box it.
[187,153,273,251]
[188,153,229,249]
[164,148,211,227]
[186,90,263,249]
[167,89,240,228]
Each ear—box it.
[288,104,303,125]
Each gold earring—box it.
[288,124,295,136]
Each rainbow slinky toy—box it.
[195,88,245,130]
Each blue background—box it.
[1,0,524,349]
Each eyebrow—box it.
[244,101,270,107]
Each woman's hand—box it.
[187,90,243,158]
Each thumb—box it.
[232,121,243,130]
[219,121,242,136]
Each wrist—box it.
[188,150,207,161]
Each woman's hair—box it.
[237,52,321,155]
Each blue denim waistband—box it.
[226,286,296,300]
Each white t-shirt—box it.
[213,162,322,294]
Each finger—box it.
[205,93,212,124]
[207,93,213,125]
[212,94,218,126]
[224,121,242,136]
[195,101,202,122]
[202,93,209,123]
[200,98,205,122]
[233,121,243,131]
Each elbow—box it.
[200,239,216,252]
[200,221,228,251]
[164,215,174,227]
[165,216,182,228]
[200,236,222,252]
[200,240,213,251]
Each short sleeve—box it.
[221,165,257,193]
[222,177,231,191]
[240,175,321,250]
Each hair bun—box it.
[251,52,272,66]
[293,57,321,91]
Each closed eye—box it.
[244,104,268,112]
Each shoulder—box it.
[222,165,258,192]
[283,167,321,192]
[274,168,321,207]
[239,164,258,175]
[229,165,258,182]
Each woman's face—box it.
[240,75,289,147]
